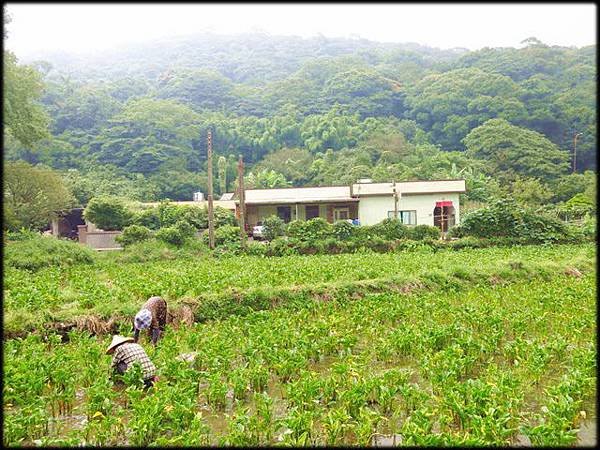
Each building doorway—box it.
[433,202,456,233]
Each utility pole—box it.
[237,155,247,249]
[207,129,215,249]
[573,132,583,173]
[393,181,398,220]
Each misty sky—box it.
[4,3,597,58]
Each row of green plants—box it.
[4,272,595,446]
[3,242,595,337]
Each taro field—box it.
[2,244,597,446]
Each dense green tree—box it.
[463,118,569,181]
[3,51,50,146]
[3,161,74,230]
[510,176,552,207]
[253,147,314,184]
[405,68,527,150]
[83,196,132,231]
[62,166,159,205]
[90,98,202,173]
[157,69,236,112]
[245,169,290,189]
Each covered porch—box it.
[244,201,359,227]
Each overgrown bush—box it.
[131,208,161,230]
[212,225,241,246]
[4,236,95,271]
[262,215,285,241]
[453,198,576,243]
[174,220,196,238]
[84,197,132,231]
[408,224,441,240]
[181,206,208,230]
[514,210,569,243]
[370,218,408,240]
[267,237,298,256]
[4,228,41,242]
[581,214,596,240]
[245,241,267,256]
[285,220,305,239]
[116,225,153,247]
[156,226,187,247]
[286,217,333,242]
[215,207,237,228]
[156,201,185,228]
[333,220,355,240]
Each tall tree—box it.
[463,118,569,181]
[3,50,50,146]
[4,161,74,230]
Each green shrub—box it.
[267,237,298,256]
[214,207,237,228]
[409,224,441,240]
[262,215,285,241]
[131,208,161,230]
[4,228,41,242]
[366,236,392,252]
[116,225,153,247]
[581,214,596,240]
[211,225,241,246]
[181,206,208,230]
[448,237,488,250]
[157,201,185,227]
[156,226,187,247]
[111,240,179,263]
[285,220,305,239]
[514,210,569,244]
[370,218,408,240]
[322,237,343,254]
[4,236,95,271]
[174,220,196,238]
[333,220,355,240]
[245,241,267,256]
[302,218,333,242]
[457,197,573,243]
[83,197,132,231]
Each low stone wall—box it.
[78,225,122,250]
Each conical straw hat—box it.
[106,335,134,354]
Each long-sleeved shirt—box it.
[111,342,156,380]
[137,296,167,331]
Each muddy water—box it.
[577,419,597,447]
[371,433,403,446]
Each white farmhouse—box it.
[234,179,466,233]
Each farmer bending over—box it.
[133,296,167,345]
[106,335,157,388]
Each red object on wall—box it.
[435,201,453,207]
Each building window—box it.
[388,210,417,225]
[277,206,292,223]
[334,207,350,221]
[305,205,320,220]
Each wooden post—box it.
[237,155,247,249]
[207,129,215,249]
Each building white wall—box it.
[358,193,461,226]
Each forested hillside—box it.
[4,32,596,210]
